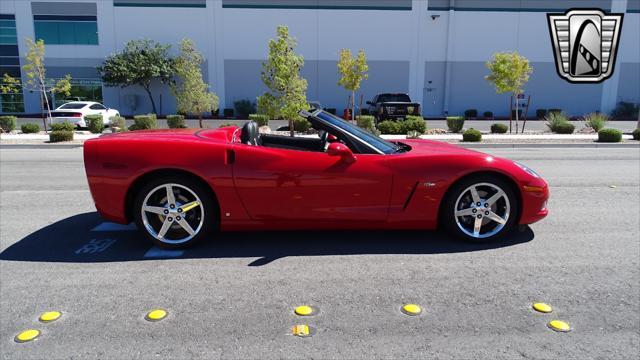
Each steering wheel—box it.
[318,129,329,151]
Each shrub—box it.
[633,128,640,140]
[356,115,375,132]
[545,112,570,132]
[511,109,523,118]
[50,121,75,132]
[233,99,256,118]
[109,116,127,132]
[218,122,236,128]
[583,112,608,132]
[536,109,548,119]
[21,123,40,134]
[223,108,234,118]
[548,108,562,115]
[464,109,478,119]
[554,122,575,134]
[406,130,421,139]
[249,114,270,127]
[377,120,403,134]
[446,116,465,133]
[401,117,426,134]
[85,114,104,134]
[49,130,74,142]
[598,128,622,142]
[490,123,508,134]
[129,114,157,131]
[292,117,311,132]
[0,115,17,132]
[610,101,639,119]
[167,114,186,129]
[462,128,482,142]
[483,111,493,119]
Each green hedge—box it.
[377,120,403,135]
[554,122,575,134]
[462,128,482,142]
[109,116,127,132]
[356,115,375,132]
[167,114,186,129]
[446,116,465,133]
[85,114,104,134]
[292,118,311,132]
[490,123,508,134]
[21,123,40,134]
[129,114,157,131]
[50,122,75,132]
[536,109,548,119]
[597,128,622,142]
[483,111,493,119]
[249,114,270,127]
[402,117,426,133]
[633,128,640,140]
[0,115,17,132]
[464,109,477,118]
[49,130,74,142]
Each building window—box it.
[53,79,103,108]
[0,14,24,113]
[34,16,98,45]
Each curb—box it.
[2,142,638,150]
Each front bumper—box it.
[519,180,550,225]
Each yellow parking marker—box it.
[145,309,167,322]
[294,305,316,316]
[532,303,553,313]
[401,304,422,316]
[39,311,62,323]
[14,329,40,343]
[292,324,311,337]
[548,320,571,332]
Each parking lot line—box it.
[143,246,184,258]
[91,222,137,232]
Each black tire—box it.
[441,175,519,243]
[133,175,217,249]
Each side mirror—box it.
[366,101,372,105]
[327,142,356,164]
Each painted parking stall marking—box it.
[143,246,184,258]
[75,238,117,255]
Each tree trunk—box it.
[198,113,203,128]
[352,90,356,123]
[143,86,157,114]
[40,92,47,133]
[289,119,294,137]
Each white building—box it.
[1,0,638,117]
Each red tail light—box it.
[71,112,82,117]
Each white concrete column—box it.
[600,0,627,114]
[409,0,427,108]
[208,0,225,111]
[442,0,456,115]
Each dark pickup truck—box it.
[366,93,421,121]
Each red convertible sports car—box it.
[84,109,548,249]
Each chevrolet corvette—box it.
[83,109,549,249]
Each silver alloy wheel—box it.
[141,183,204,244]
[454,182,510,239]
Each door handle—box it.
[225,149,235,165]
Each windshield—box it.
[58,103,87,109]
[377,94,411,102]
[315,111,399,154]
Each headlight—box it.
[514,162,540,178]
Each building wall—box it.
[0,0,638,116]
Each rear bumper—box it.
[51,117,85,127]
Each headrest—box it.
[241,121,259,145]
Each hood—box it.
[398,139,484,156]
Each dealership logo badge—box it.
[547,9,623,83]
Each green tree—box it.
[337,48,368,120]
[257,25,308,136]
[0,39,71,131]
[171,39,219,128]
[98,40,174,114]
[485,51,533,133]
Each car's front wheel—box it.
[133,176,216,249]
[442,175,519,242]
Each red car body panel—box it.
[84,127,548,231]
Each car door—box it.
[88,103,108,123]
[231,143,393,222]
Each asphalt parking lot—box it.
[1,146,639,359]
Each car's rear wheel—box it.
[133,176,216,249]
[442,175,519,242]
